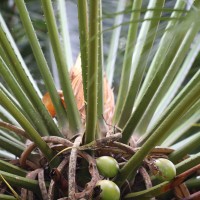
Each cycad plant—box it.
[0,0,200,199]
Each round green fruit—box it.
[96,156,119,178]
[96,180,120,200]
[154,158,176,181]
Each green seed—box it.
[154,158,176,181]
[96,156,119,178]
[96,180,120,200]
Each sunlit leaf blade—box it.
[0,11,62,137]
[0,14,41,97]
[135,0,187,105]
[0,129,24,147]
[135,13,200,135]
[120,5,200,144]
[0,57,49,136]
[106,0,126,87]
[0,150,15,160]
[57,0,73,70]
[117,0,165,128]
[113,0,143,124]
[161,99,200,146]
[149,34,200,129]
[14,0,67,136]
[0,89,57,165]
[169,131,200,163]
[0,134,25,157]
[0,106,19,126]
